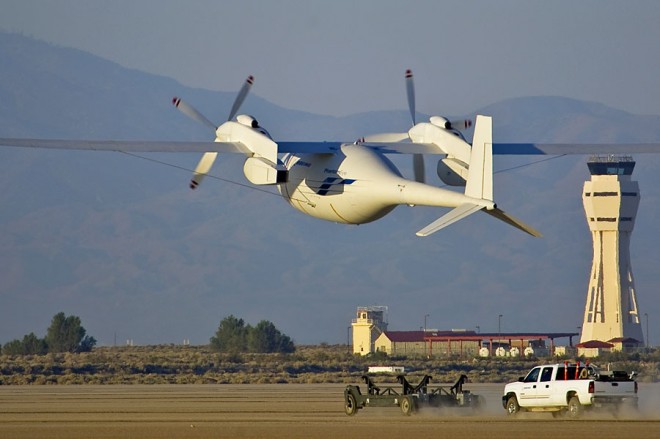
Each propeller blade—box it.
[228,75,254,121]
[189,152,218,190]
[172,97,217,132]
[413,153,425,183]
[405,69,415,125]
[406,70,425,183]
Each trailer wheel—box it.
[400,396,414,416]
[344,393,358,416]
[506,395,520,416]
[567,396,583,419]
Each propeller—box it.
[406,69,425,183]
[405,70,473,184]
[172,75,255,189]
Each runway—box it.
[0,383,658,438]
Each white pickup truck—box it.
[502,363,638,418]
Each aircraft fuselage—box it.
[278,144,471,224]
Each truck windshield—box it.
[524,367,541,383]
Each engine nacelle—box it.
[243,157,288,185]
[430,116,450,129]
[437,157,469,186]
[236,114,271,138]
[430,116,473,131]
[236,114,259,128]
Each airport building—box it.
[351,306,388,355]
[351,307,577,358]
[580,156,645,349]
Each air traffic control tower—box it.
[580,156,644,345]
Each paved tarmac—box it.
[0,383,658,438]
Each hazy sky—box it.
[2,1,660,347]
[3,0,660,117]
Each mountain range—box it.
[1,31,659,346]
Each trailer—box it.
[344,374,483,416]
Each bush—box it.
[3,333,48,355]
[210,316,295,354]
[45,312,96,353]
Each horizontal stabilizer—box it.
[416,203,483,237]
[485,208,542,237]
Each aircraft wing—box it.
[0,138,436,155]
[362,142,660,156]
[280,139,442,155]
[493,143,660,155]
[4,138,660,156]
[277,142,342,153]
[0,138,349,155]
[359,142,446,154]
[0,138,250,153]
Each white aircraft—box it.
[2,71,660,237]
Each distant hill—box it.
[1,31,659,346]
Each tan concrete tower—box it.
[581,156,644,345]
[351,306,388,355]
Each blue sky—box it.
[3,0,660,117]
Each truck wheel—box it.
[506,395,520,416]
[400,396,414,416]
[567,396,583,419]
[344,393,358,416]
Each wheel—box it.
[567,396,583,419]
[400,396,414,416]
[506,395,520,416]
[344,393,358,416]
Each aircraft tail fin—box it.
[464,115,493,201]
[465,116,541,237]
[416,115,541,237]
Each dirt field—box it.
[0,383,658,439]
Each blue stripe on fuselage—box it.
[317,177,356,195]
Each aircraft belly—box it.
[280,149,402,224]
[281,178,393,224]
